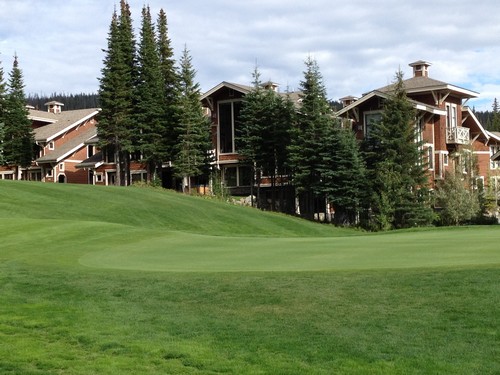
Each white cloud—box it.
[0,0,499,111]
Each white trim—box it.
[201,81,251,101]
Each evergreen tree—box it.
[173,46,212,193]
[327,124,365,225]
[362,70,433,230]
[135,5,165,182]
[2,54,34,176]
[491,98,500,132]
[0,56,6,165]
[288,56,335,220]
[156,8,179,164]
[238,68,294,211]
[97,1,137,186]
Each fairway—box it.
[1,181,499,374]
[78,227,500,272]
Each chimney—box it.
[409,60,431,78]
[262,81,279,92]
[44,101,64,114]
[340,95,358,107]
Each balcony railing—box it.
[446,126,470,145]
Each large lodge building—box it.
[2,61,500,202]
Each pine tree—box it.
[173,46,212,193]
[0,56,6,166]
[362,70,433,230]
[2,54,34,177]
[491,98,500,132]
[237,68,294,211]
[327,124,365,225]
[157,8,179,165]
[97,1,137,186]
[135,5,165,182]
[288,56,334,220]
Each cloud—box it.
[0,0,499,111]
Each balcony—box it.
[446,126,470,145]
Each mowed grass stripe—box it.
[78,227,500,272]
[3,216,499,272]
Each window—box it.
[222,166,251,187]
[443,153,449,166]
[48,141,55,150]
[59,163,64,171]
[96,174,103,183]
[218,100,242,154]
[364,111,382,138]
[427,146,434,170]
[46,168,53,177]
[131,171,147,183]
[446,103,457,129]
[490,146,500,169]
[88,145,94,158]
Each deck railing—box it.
[446,126,470,144]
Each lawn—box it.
[0,180,499,374]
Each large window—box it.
[218,100,242,154]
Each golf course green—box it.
[1,180,499,374]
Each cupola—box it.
[44,101,64,114]
[409,60,431,78]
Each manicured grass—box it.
[0,180,499,374]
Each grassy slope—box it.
[1,180,499,374]
[0,180,353,237]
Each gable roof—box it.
[30,108,100,143]
[35,126,97,164]
[201,81,253,101]
[462,106,489,142]
[336,90,446,118]
[376,76,478,98]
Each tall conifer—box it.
[362,70,433,230]
[157,9,179,164]
[288,57,334,219]
[2,55,34,177]
[135,5,165,182]
[173,46,212,193]
[97,1,136,186]
[0,56,6,165]
[238,67,294,211]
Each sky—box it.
[1,0,500,111]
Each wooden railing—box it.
[446,126,470,144]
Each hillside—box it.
[0,180,354,238]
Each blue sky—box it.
[1,0,499,111]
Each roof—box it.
[201,81,303,108]
[336,90,446,117]
[201,81,253,101]
[30,108,100,142]
[376,76,478,98]
[44,101,65,106]
[488,131,500,143]
[36,126,97,164]
[76,151,104,169]
[462,106,489,142]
